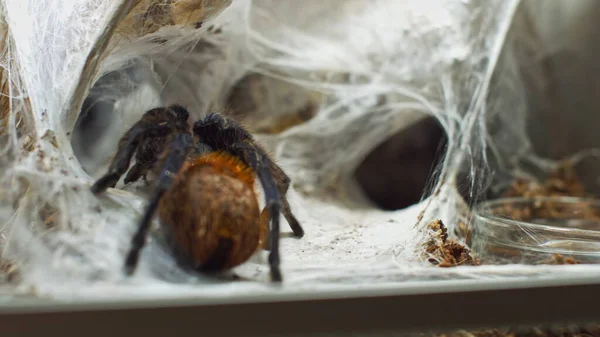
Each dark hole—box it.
[71,85,119,175]
[72,62,155,174]
[354,116,448,210]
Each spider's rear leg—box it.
[258,193,301,252]
[269,163,305,238]
[231,142,288,282]
[255,155,305,247]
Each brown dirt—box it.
[495,164,600,224]
[454,163,599,256]
[495,163,597,264]
[427,164,597,336]
[502,165,586,199]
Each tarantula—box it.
[91,105,305,282]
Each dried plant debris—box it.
[428,325,600,337]
[424,219,480,267]
[0,259,19,283]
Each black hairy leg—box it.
[91,122,169,194]
[268,161,305,239]
[230,141,287,282]
[91,105,190,194]
[123,161,152,185]
[124,132,193,275]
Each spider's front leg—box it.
[91,121,169,194]
[124,132,193,276]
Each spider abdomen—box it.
[157,152,265,271]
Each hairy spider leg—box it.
[231,142,285,283]
[124,132,194,276]
[123,161,152,184]
[268,162,305,238]
[193,113,304,239]
[247,161,304,252]
[193,112,305,281]
[91,121,170,194]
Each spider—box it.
[90,104,305,282]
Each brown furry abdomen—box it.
[157,152,263,271]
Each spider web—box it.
[2,0,600,300]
